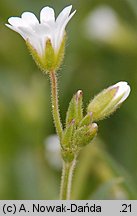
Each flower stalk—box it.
[50,71,77,200]
[50,71,63,140]
[60,159,76,200]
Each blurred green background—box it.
[0,0,137,199]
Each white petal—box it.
[6,24,18,31]
[8,17,26,27]
[18,26,34,37]
[119,86,130,103]
[52,7,76,52]
[53,9,76,52]
[113,81,128,97]
[21,12,39,25]
[40,6,55,23]
[113,81,131,104]
[28,36,43,55]
[18,25,49,55]
[60,9,76,31]
[56,5,72,25]
[5,24,26,39]
[36,23,51,33]
[29,34,50,56]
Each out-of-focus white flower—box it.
[45,134,62,170]
[87,81,131,121]
[6,5,76,72]
[84,6,118,41]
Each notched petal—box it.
[21,12,39,25]
[8,17,25,27]
[40,6,55,23]
[56,5,73,24]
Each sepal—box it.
[79,112,93,127]
[61,120,75,148]
[73,123,98,147]
[87,87,117,121]
[26,36,66,73]
[66,90,83,127]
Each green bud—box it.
[87,82,130,121]
[73,123,98,147]
[66,90,83,127]
[61,120,75,148]
[87,87,117,121]
[26,36,66,73]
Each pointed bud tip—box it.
[92,123,98,129]
[88,123,98,133]
[77,90,83,96]
[76,90,83,101]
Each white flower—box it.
[84,6,118,41]
[45,134,62,170]
[87,81,131,121]
[109,81,130,105]
[6,5,76,56]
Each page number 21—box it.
[120,204,131,213]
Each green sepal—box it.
[79,112,93,127]
[66,90,83,127]
[100,92,125,118]
[61,120,75,148]
[44,39,56,71]
[73,123,98,147]
[26,39,46,73]
[55,34,66,71]
[87,87,118,121]
[26,36,66,73]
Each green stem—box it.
[50,71,63,140]
[50,71,76,200]
[60,159,76,200]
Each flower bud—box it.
[62,120,75,148]
[66,90,83,127]
[87,81,131,121]
[73,123,98,147]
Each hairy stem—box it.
[50,71,76,200]
[60,159,76,200]
[50,71,63,140]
